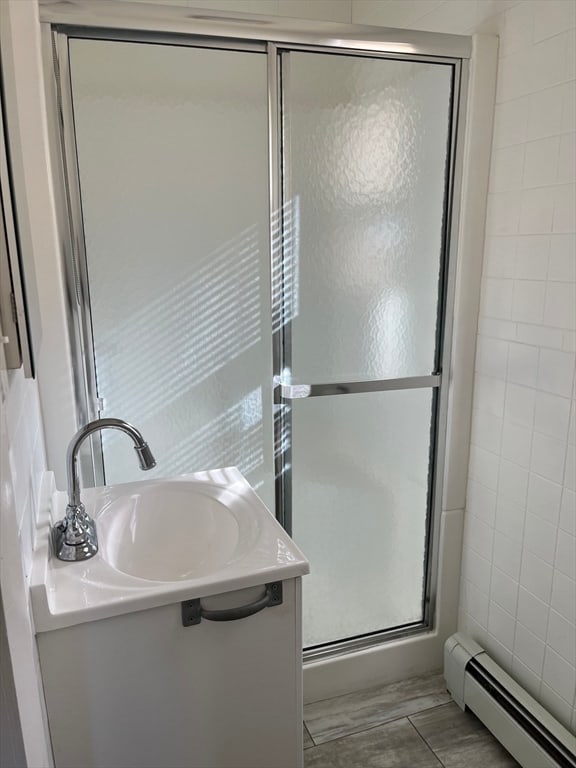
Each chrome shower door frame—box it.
[273,44,467,658]
[40,2,470,660]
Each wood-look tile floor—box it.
[303,673,520,767]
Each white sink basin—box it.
[97,481,259,581]
[31,467,309,632]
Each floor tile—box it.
[304,723,314,749]
[410,701,520,767]
[304,717,442,768]
[304,673,450,744]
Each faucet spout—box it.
[66,418,156,508]
[134,442,157,472]
[54,418,156,562]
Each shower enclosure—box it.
[44,6,469,656]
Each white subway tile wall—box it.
[1,367,47,581]
[473,0,575,731]
[1,347,51,768]
[354,0,576,731]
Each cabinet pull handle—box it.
[181,582,283,626]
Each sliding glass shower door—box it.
[62,34,457,652]
[277,52,453,648]
[68,39,276,510]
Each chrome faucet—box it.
[52,418,156,562]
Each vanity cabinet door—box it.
[37,579,303,768]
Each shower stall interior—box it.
[43,4,470,658]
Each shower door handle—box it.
[277,374,441,400]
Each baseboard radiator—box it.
[444,633,576,768]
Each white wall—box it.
[0,0,71,763]
[126,0,353,21]
[354,0,576,733]
[1,371,46,585]
[0,358,52,766]
[1,0,77,489]
[0,593,26,768]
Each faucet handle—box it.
[52,505,99,561]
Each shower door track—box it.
[40,2,470,661]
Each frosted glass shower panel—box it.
[291,388,434,647]
[69,40,274,506]
[282,53,453,383]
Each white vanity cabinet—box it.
[37,578,304,768]
[32,469,309,768]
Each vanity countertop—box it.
[31,467,309,632]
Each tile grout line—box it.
[302,715,442,759]
[407,713,452,768]
[405,718,445,767]
[304,698,455,747]
[408,705,522,767]
[303,673,446,709]
[304,680,521,766]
